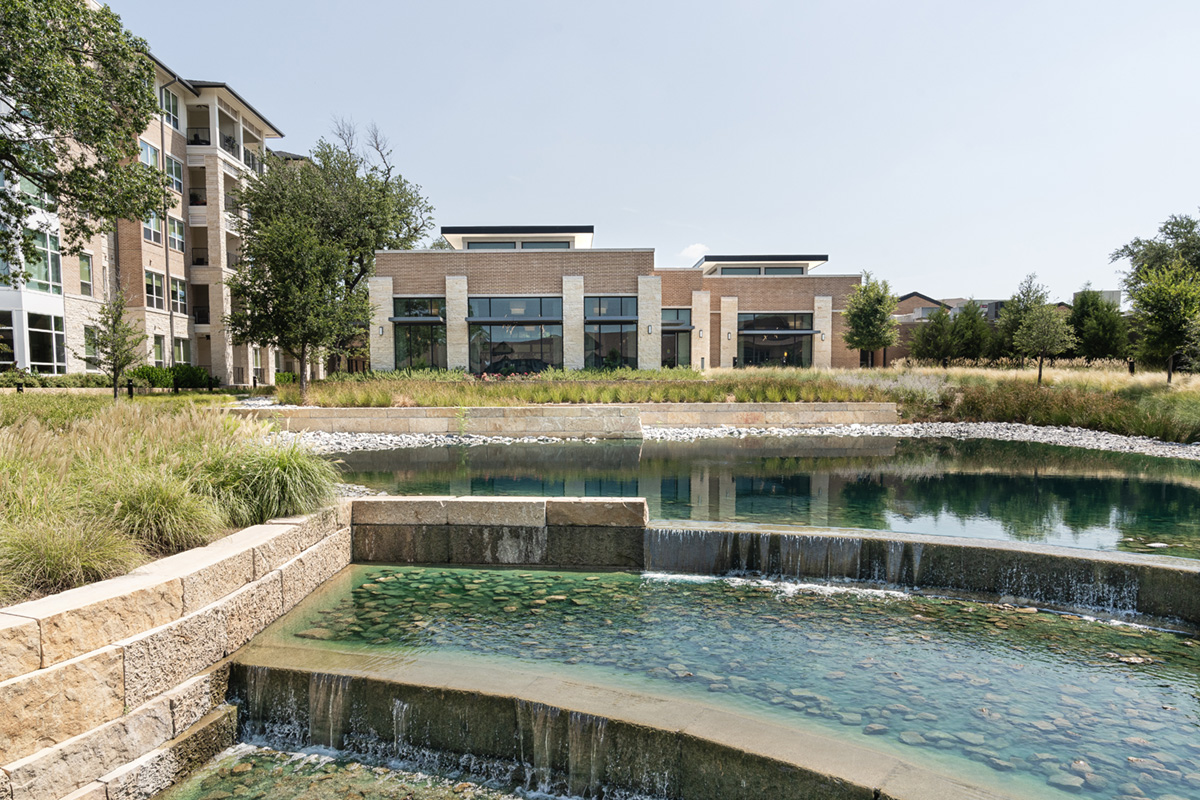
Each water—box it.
[252,564,1200,800]
[334,437,1200,558]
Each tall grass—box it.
[0,400,337,603]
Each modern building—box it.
[368,225,863,373]
[0,34,306,385]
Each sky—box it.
[109,0,1200,303]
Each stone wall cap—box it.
[2,572,179,621]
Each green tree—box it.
[842,272,899,366]
[1069,285,1127,361]
[1015,305,1077,385]
[225,216,368,394]
[1111,212,1200,296]
[77,289,148,398]
[0,0,171,279]
[950,300,992,360]
[908,308,955,363]
[1126,257,1200,382]
[235,121,434,368]
[995,274,1049,361]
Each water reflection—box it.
[335,437,1200,558]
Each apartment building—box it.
[367,225,862,373]
[0,49,298,386]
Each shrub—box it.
[0,518,144,597]
[275,370,297,385]
[90,469,224,554]
[170,363,213,389]
[128,364,173,388]
[194,440,337,528]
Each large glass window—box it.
[170,278,187,313]
[27,313,65,374]
[160,88,180,129]
[0,311,14,370]
[520,241,570,249]
[585,323,637,369]
[662,332,690,368]
[720,267,760,275]
[738,333,812,368]
[19,176,54,210]
[395,324,447,370]
[585,296,637,319]
[764,266,805,275]
[168,217,185,251]
[174,337,190,365]
[466,241,516,250]
[154,335,165,367]
[26,229,62,294]
[468,296,562,320]
[469,324,563,374]
[165,156,184,192]
[145,271,165,309]
[737,313,814,332]
[79,253,93,296]
[662,308,691,325]
[392,298,444,318]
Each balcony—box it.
[188,188,207,206]
[193,307,210,325]
[228,256,243,269]
[219,134,239,158]
[187,127,211,146]
[242,148,262,174]
[191,247,209,266]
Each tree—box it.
[1069,285,1127,362]
[77,289,148,398]
[950,300,992,360]
[995,274,1049,361]
[0,0,171,280]
[1126,257,1200,382]
[1015,305,1077,385]
[225,216,368,394]
[235,121,434,368]
[908,308,954,363]
[1111,211,1200,296]
[842,272,899,366]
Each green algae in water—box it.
[152,745,521,800]
[287,566,1200,800]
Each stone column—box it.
[813,295,832,369]
[562,276,584,370]
[690,290,710,371]
[720,296,738,368]
[203,154,233,384]
[263,345,276,386]
[368,276,394,371]
[637,275,661,370]
[445,276,469,370]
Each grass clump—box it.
[0,399,337,602]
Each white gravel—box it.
[282,422,1200,462]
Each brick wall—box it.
[375,250,655,295]
[656,270,703,306]
[699,275,860,311]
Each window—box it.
[520,241,570,249]
[27,313,66,374]
[143,211,162,244]
[662,309,692,325]
[737,313,814,368]
[167,217,185,251]
[0,311,14,370]
[392,298,445,318]
[395,324,448,370]
[18,176,54,211]
[153,335,165,367]
[467,297,562,320]
[145,271,164,309]
[764,266,805,276]
[662,331,691,368]
[165,156,184,192]
[585,323,637,369]
[160,87,180,129]
[737,313,813,332]
[84,326,100,371]
[719,267,761,276]
[139,140,159,169]
[27,229,62,294]
[469,324,563,374]
[584,296,637,319]
[174,337,191,365]
[170,278,187,313]
[79,253,93,296]
[465,241,516,250]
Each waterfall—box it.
[567,710,608,798]
[309,673,353,749]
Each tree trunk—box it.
[1167,353,1174,384]
[298,344,309,396]
[1037,354,1045,385]
[113,374,119,401]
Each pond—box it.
[242,565,1200,800]
[334,437,1200,558]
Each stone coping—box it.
[0,502,352,800]
[230,644,1022,800]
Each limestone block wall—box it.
[444,276,469,370]
[0,504,352,800]
[562,276,585,370]
[636,275,661,369]
[368,276,395,372]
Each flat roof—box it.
[441,225,594,235]
[698,254,829,264]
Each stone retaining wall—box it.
[0,504,352,800]
[231,401,898,438]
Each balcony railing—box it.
[188,188,207,206]
[191,247,209,266]
[224,193,237,212]
[187,127,211,146]
[219,133,239,157]
[242,148,262,174]
[193,307,210,325]
[228,256,243,269]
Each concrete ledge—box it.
[546,497,647,527]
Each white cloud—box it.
[677,242,710,262]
